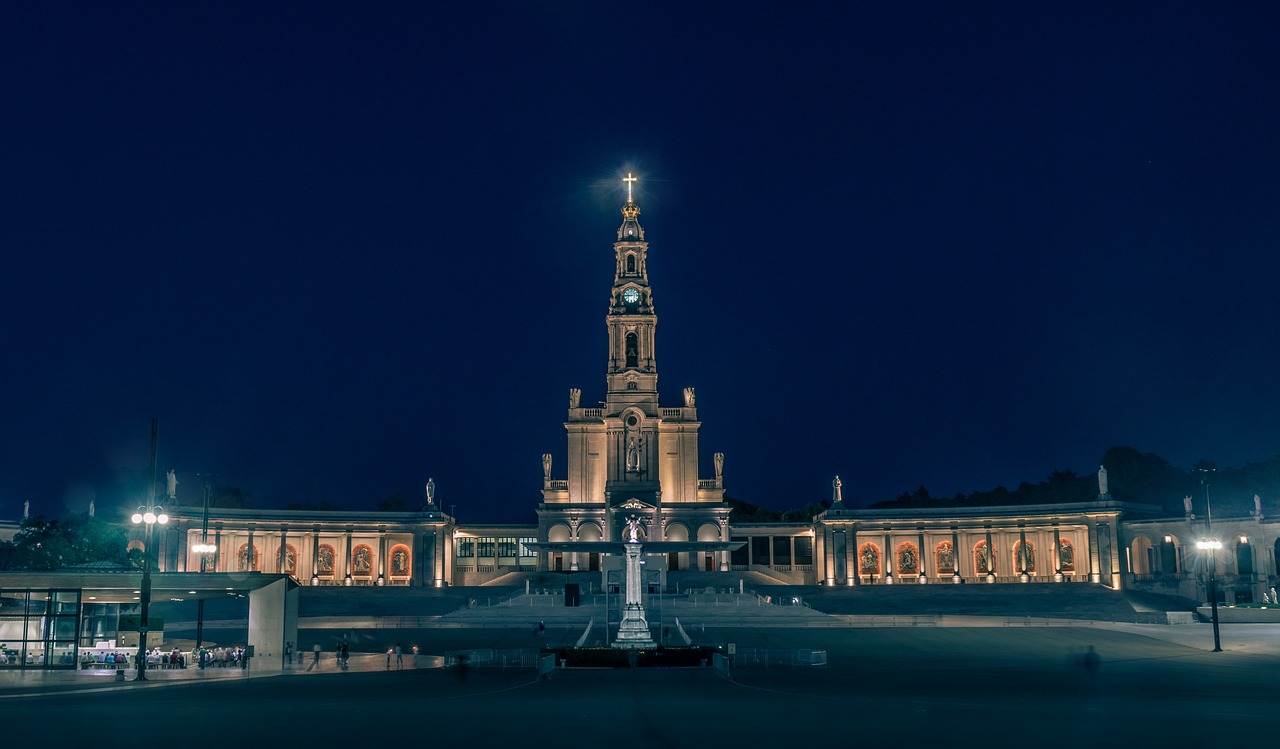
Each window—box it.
[794,537,814,566]
[518,538,537,558]
[497,538,518,558]
[476,538,495,558]
[772,537,792,566]
[625,333,638,367]
[751,537,770,565]
[456,539,475,558]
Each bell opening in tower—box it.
[625,332,638,368]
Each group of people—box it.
[197,646,248,669]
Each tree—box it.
[0,514,129,571]
[376,492,409,512]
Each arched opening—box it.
[1160,535,1179,575]
[389,544,411,579]
[858,543,880,579]
[1014,540,1036,574]
[1236,539,1254,576]
[317,544,335,578]
[578,523,602,570]
[626,254,636,273]
[1130,535,1154,575]
[237,543,259,572]
[896,543,919,575]
[935,541,956,575]
[665,523,689,570]
[351,544,374,578]
[1058,539,1075,573]
[625,332,638,368]
[974,541,992,575]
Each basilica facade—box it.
[132,180,1278,606]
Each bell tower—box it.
[605,172,658,410]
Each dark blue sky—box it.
[3,3,1278,523]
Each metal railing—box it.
[731,648,827,669]
[444,649,541,669]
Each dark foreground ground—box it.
[4,626,1277,748]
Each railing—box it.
[697,480,719,489]
[661,408,684,418]
[582,408,603,417]
[547,480,569,490]
[444,649,541,669]
[731,648,827,669]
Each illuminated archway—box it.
[389,544,411,577]
[316,544,336,577]
[237,543,259,572]
[896,542,919,575]
[351,544,374,577]
[935,541,956,575]
[858,543,880,576]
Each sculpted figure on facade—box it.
[624,515,643,543]
[166,469,179,499]
[569,388,581,409]
[683,387,695,408]
[542,453,552,482]
[425,478,436,507]
[1097,465,1108,497]
[832,475,843,503]
[1183,495,1193,515]
[714,452,724,482]
[1255,494,1262,516]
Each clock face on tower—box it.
[623,288,640,305]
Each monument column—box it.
[214,528,223,572]
[344,530,353,585]
[719,516,731,571]
[279,527,288,574]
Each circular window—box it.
[626,415,639,427]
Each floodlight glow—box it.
[143,511,156,524]
[132,513,143,524]
[1196,538,1222,550]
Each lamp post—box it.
[131,418,168,681]
[191,475,218,649]
[1195,466,1222,653]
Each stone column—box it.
[720,517,731,571]
[312,530,321,582]
[883,531,893,583]
[279,528,288,574]
[344,530,353,584]
[985,527,995,581]
[951,527,961,579]
[178,523,188,572]
[569,517,580,571]
[379,533,388,584]
[214,528,223,572]
[246,526,256,571]
[917,530,926,581]
[1108,520,1123,589]
[1052,525,1062,580]
[1088,519,1101,583]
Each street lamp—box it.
[131,418,168,681]
[1195,466,1222,652]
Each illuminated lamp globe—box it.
[143,511,156,524]
[156,511,169,525]
[132,512,143,524]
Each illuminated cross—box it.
[624,172,637,203]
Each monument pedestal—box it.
[613,543,656,649]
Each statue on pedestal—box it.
[624,515,643,543]
[542,453,552,483]
[714,452,724,482]
[1183,495,1193,516]
[683,387,696,408]
[166,469,179,499]
[569,388,581,409]
[1097,465,1108,498]
[832,475,843,504]
[425,478,436,507]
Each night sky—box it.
[3,3,1278,524]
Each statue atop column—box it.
[166,469,179,499]
[1183,495,1193,517]
[624,514,643,543]
[542,453,552,483]
[569,388,581,408]
[714,452,724,482]
[23,500,29,519]
[832,475,843,504]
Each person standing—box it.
[395,642,403,668]
[313,643,321,666]
[285,641,293,665]
[340,642,349,669]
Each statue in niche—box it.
[353,547,372,573]
[542,453,552,482]
[683,387,696,408]
[1059,539,1074,570]
[318,546,335,573]
[714,452,724,481]
[898,545,918,574]
[626,436,640,472]
[283,546,296,574]
[166,469,178,499]
[976,542,992,574]
[860,545,878,573]
[392,549,409,575]
[1017,542,1034,573]
[624,515,643,543]
[937,542,955,572]
[569,388,581,409]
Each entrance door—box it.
[554,554,563,571]
[704,554,714,571]
[588,553,600,571]
[668,553,678,571]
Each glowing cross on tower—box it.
[624,172,637,203]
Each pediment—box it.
[617,497,654,511]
